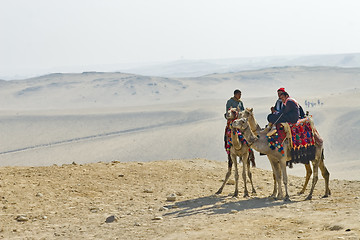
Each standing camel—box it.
[216,108,256,197]
[242,108,321,195]
[231,111,330,201]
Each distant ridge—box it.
[0,66,359,110]
[123,53,360,78]
[2,53,360,80]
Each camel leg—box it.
[216,154,233,195]
[241,152,250,197]
[306,160,319,200]
[280,159,290,201]
[245,151,256,194]
[233,153,240,197]
[299,163,312,195]
[272,173,277,198]
[319,150,331,197]
[268,156,282,199]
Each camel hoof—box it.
[215,189,222,195]
[268,195,277,200]
[252,189,257,194]
[284,196,291,202]
[305,195,312,200]
[322,194,329,198]
[243,193,249,198]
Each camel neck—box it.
[241,125,268,154]
[248,115,262,134]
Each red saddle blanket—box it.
[276,118,315,149]
[276,118,317,164]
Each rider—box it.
[224,89,255,167]
[271,87,285,114]
[263,91,300,135]
[225,89,244,114]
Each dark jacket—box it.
[267,99,299,124]
[279,99,299,123]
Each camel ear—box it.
[246,107,253,112]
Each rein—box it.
[240,123,257,147]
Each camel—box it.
[215,108,256,197]
[241,108,319,195]
[231,109,331,201]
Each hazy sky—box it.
[1,0,360,77]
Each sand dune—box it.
[0,66,359,181]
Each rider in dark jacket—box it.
[268,92,299,124]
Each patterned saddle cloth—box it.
[224,119,248,154]
[275,117,318,164]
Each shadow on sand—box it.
[164,195,297,218]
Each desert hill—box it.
[123,53,360,78]
[0,66,359,110]
[0,66,359,181]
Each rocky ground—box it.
[0,158,359,239]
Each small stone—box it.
[72,161,77,165]
[134,222,141,226]
[355,196,359,199]
[118,174,124,177]
[42,216,47,220]
[230,210,238,214]
[143,189,154,193]
[90,207,101,213]
[227,179,235,185]
[16,215,29,222]
[298,230,304,233]
[167,193,177,201]
[329,225,343,231]
[159,206,168,211]
[105,215,118,223]
[36,193,43,197]
[152,216,163,220]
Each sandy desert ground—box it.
[0,159,359,239]
[0,66,360,239]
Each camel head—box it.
[242,108,254,118]
[231,117,249,131]
[225,107,244,120]
[232,117,259,145]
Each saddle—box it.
[273,117,321,164]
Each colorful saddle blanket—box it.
[276,117,316,164]
[225,120,248,155]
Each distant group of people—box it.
[305,99,323,108]
[224,87,307,161]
